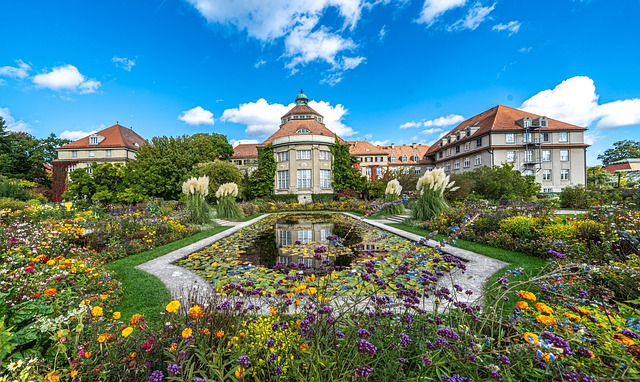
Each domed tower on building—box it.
[261,90,342,203]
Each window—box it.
[106,149,112,157]
[463,157,470,168]
[400,155,408,162]
[296,128,311,134]
[390,155,396,163]
[415,167,421,174]
[365,156,373,162]
[375,167,383,176]
[438,152,443,159]
[72,150,78,158]
[279,230,291,246]
[298,230,312,244]
[90,136,99,145]
[560,150,569,161]
[542,132,550,142]
[277,151,289,162]
[319,150,330,161]
[446,148,451,157]
[540,119,547,127]
[476,138,482,147]
[89,150,95,157]
[465,129,470,137]
[445,163,451,171]
[559,132,568,142]
[365,167,372,176]
[506,133,515,144]
[560,169,570,180]
[297,169,311,188]
[474,155,482,166]
[453,160,460,169]
[68,164,77,172]
[320,170,331,188]
[411,154,419,162]
[87,167,93,175]
[297,150,311,160]
[454,146,460,154]
[506,151,515,162]
[542,150,551,161]
[525,150,534,162]
[234,160,242,165]
[523,133,532,143]
[543,188,553,193]
[524,119,531,128]
[277,170,289,189]
[543,169,552,181]
[465,142,471,151]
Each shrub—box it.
[182,176,211,224]
[270,194,299,203]
[559,185,593,209]
[0,197,27,211]
[311,193,335,203]
[540,222,576,242]
[499,215,539,240]
[0,179,31,201]
[573,220,605,244]
[215,183,243,221]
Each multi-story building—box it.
[261,90,342,203]
[348,141,433,180]
[348,140,389,180]
[230,143,259,174]
[51,123,146,201]
[424,105,588,192]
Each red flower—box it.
[25,263,35,273]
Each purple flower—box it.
[354,365,374,378]
[399,333,412,347]
[441,374,474,382]
[194,379,206,382]
[318,306,333,314]
[167,364,181,376]
[147,370,164,382]
[238,355,251,367]
[357,328,371,339]
[619,329,639,339]
[357,339,378,357]
[579,289,589,298]
[273,366,283,376]
[422,354,432,366]
[336,330,345,338]
[497,355,510,365]
[398,357,406,364]
[548,249,566,259]
[436,327,460,341]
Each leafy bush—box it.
[270,194,299,203]
[498,215,539,240]
[559,185,593,209]
[194,160,244,200]
[311,193,335,203]
[573,220,605,244]
[540,222,576,242]
[0,197,27,211]
[0,179,31,201]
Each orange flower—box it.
[534,303,554,315]
[181,328,193,338]
[121,327,133,337]
[169,343,178,352]
[165,300,180,313]
[44,370,60,382]
[188,305,205,320]
[517,290,536,302]
[613,333,635,346]
[130,314,145,326]
[270,306,278,315]
[536,315,556,326]
[300,343,309,351]
[44,288,58,296]
[215,330,225,338]
[84,350,92,359]
[97,333,109,343]
[515,301,529,310]
[200,328,211,336]
[235,366,245,379]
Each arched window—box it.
[296,128,311,134]
[400,155,408,162]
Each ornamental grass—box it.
[380,179,405,216]
[215,182,243,221]
[413,168,459,221]
[182,176,211,225]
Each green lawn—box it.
[105,226,231,324]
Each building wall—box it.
[273,140,333,195]
[58,148,135,161]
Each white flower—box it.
[182,176,209,196]
[215,182,239,199]
[416,168,458,195]
[385,179,402,196]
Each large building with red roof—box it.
[424,105,588,192]
[51,124,146,201]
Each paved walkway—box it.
[137,212,508,309]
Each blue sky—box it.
[1,0,639,166]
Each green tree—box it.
[247,144,275,199]
[586,166,613,190]
[452,164,540,201]
[597,140,640,166]
[330,139,366,193]
[194,160,244,199]
[0,117,9,153]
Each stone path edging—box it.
[137,212,508,307]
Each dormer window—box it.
[410,154,419,162]
[524,119,531,128]
[90,136,99,145]
[400,155,408,162]
[296,128,311,134]
[539,116,548,127]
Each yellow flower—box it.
[100,294,108,300]
[517,290,536,302]
[536,315,556,326]
[44,370,60,382]
[46,259,55,266]
[182,328,193,338]
[91,306,103,317]
[122,327,133,337]
[613,333,635,346]
[70,369,78,378]
[295,284,307,294]
[98,333,109,343]
[306,274,316,282]
[524,332,539,345]
[84,351,92,358]
[307,287,317,296]
[270,306,278,315]
[515,301,529,310]
[534,303,554,315]
[113,311,121,320]
[166,300,180,313]
[188,305,205,320]
[235,366,245,379]
[563,312,581,322]
[170,343,178,352]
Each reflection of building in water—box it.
[275,221,334,268]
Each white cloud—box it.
[33,65,101,93]
[400,114,465,129]
[492,20,520,35]
[230,139,260,147]
[59,129,98,140]
[178,106,215,125]
[447,2,496,31]
[0,107,31,133]
[520,76,640,130]
[112,56,136,71]
[378,25,387,42]
[221,97,356,138]
[417,0,467,26]
[420,127,444,135]
[186,0,368,76]
[519,47,533,54]
[0,60,31,79]
[370,139,391,146]
[254,59,267,68]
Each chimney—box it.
[412,143,417,149]
[391,143,395,148]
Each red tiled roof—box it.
[261,119,342,145]
[231,143,259,159]
[281,104,322,118]
[380,144,431,165]
[59,124,146,150]
[425,105,586,156]
[348,141,389,155]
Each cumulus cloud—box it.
[33,65,101,93]
[185,0,368,76]
[417,0,467,26]
[520,76,640,130]
[447,2,496,31]
[230,139,260,147]
[400,114,465,129]
[59,129,98,140]
[0,60,31,79]
[370,139,391,146]
[221,97,356,138]
[178,106,215,125]
[0,107,31,132]
[112,56,136,71]
[492,20,520,35]
[419,127,445,135]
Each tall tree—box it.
[597,140,640,166]
[329,139,366,193]
[247,144,275,199]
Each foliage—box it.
[238,199,374,216]
[413,168,458,221]
[452,164,540,201]
[0,197,28,211]
[499,215,539,240]
[559,185,593,209]
[215,183,243,221]
[182,176,211,225]
[379,179,404,215]
[270,193,299,203]
[330,139,366,192]
[194,160,244,200]
[364,180,386,200]
[247,144,276,199]
[62,163,145,206]
[587,166,613,190]
[381,167,421,192]
[126,134,234,200]
[311,193,335,203]
[597,139,640,166]
[0,178,31,201]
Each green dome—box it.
[295,89,308,105]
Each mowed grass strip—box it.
[105,226,231,324]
